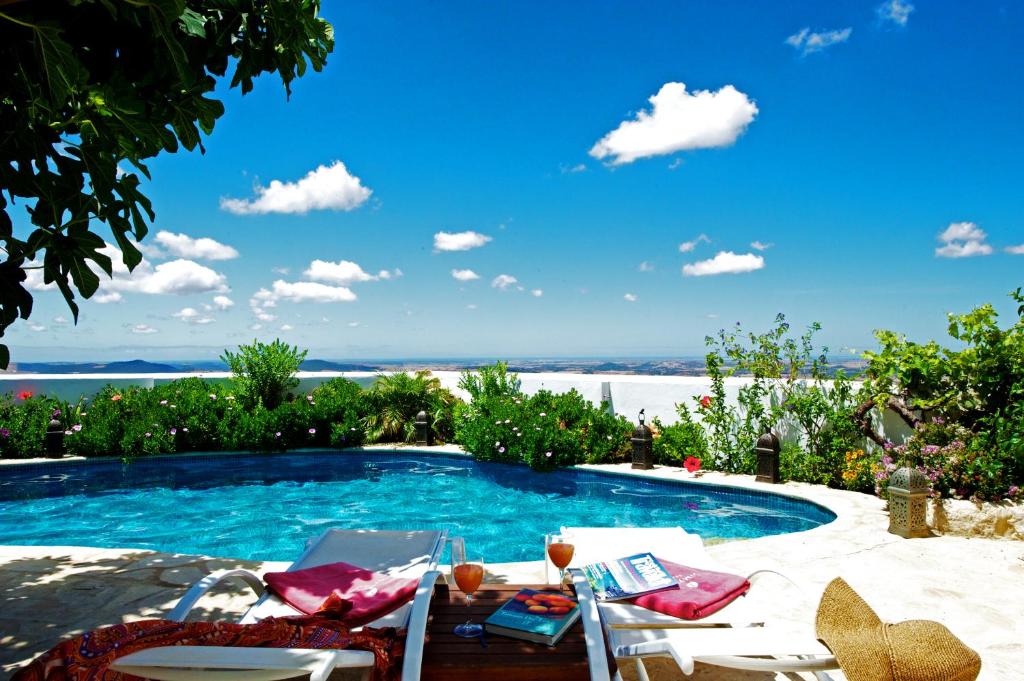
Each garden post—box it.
[755,432,781,483]
[631,410,653,469]
[414,410,432,446]
[45,417,65,458]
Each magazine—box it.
[581,552,678,601]
[483,589,581,646]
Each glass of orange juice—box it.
[452,541,485,638]
[546,533,575,592]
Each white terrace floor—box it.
[2,462,1022,680]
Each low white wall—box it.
[0,370,913,446]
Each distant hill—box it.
[300,359,380,372]
[14,359,180,374]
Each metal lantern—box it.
[754,431,781,483]
[888,466,930,538]
[414,410,432,446]
[44,417,65,458]
[631,409,653,469]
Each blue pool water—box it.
[0,451,834,562]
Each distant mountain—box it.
[14,359,180,374]
[300,359,380,372]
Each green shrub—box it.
[0,393,56,458]
[652,404,709,466]
[454,364,631,470]
[221,339,307,410]
[361,371,458,443]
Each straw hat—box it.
[815,577,981,681]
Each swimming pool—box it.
[0,451,835,562]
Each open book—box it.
[580,552,678,602]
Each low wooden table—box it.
[420,583,593,681]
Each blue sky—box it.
[9,0,1024,362]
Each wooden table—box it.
[420,583,596,681]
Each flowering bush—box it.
[840,449,878,493]
[454,363,631,471]
[652,403,709,467]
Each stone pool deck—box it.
[2,462,1023,680]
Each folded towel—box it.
[628,558,750,620]
[265,561,419,627]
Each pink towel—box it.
[264,562,419,627]
[628,558,750,620]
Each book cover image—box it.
[484,589,579,640]
[582,552,677,601]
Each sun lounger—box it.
[557,526,770,628]
[111,529,450,681]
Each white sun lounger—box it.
[557,526,767,628]
[112,529,450,681]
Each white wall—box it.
[0,369,913,446]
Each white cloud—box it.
[154,231,239,260]
[451,269,480,281]
[750,240,774,251]
[935,222,993,258]
[272,266,290,275]
[266,280,357,304]
[347,321,361,327]
[678,234,711,253]
[936,241,993,258]
[377,268,402,280]
[212,295,234,310]
[683,251,765,276]
[220,161,372,215]
[249,323,263,331]
[466,304,478,310]
[491,274,518,290]
[589,82,758,165]
[877,0,914,26]
[27,322,46,332]
[173,307,216,325]
[560,163,587,174]
[638,261,655,272]
[304,260,375,285]
[109,258,229,295]
[94,291,124,304]
[433,230,492,252]
[531,289,543,297]
[131,324,158,334]
[786,27,853,56]
[280,324,294,331]
[53,315,69,325]
[1005,244,1024,255]
[624,293,638,302]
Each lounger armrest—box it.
[168,569,266,622]
[571,568,614,681]
[399,569,443,681]
[111,646,374,681]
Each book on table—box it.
[580,552,678,602]
[483,589,581,646]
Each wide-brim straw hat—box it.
[815,577,981,681]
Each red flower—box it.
[684,456,702,473]
[699,395,712,409]
[17,390,33,400]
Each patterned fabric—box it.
[12,606,406,681]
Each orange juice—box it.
[453,563,484,594]
[547,542,575,569]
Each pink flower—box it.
[699,395,712,409]
[308,428,316,435]
[111,394,123,402]
[170,428,177,435]
[72,424,82,432]
[498,446,506,453]
[145,432,152,438]
[275,432,282,438]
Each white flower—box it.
[539,412,547,417]
[226,395,236,401]
[545,451,553,458]
[209,394,217,400]
[159,400,168,405]
[495,441,501,447]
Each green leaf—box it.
[178,8,207,38]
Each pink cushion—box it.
[264,562,419,627]
[628,558,750,620]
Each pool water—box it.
[0,451,834,562]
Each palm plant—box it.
[361,371,459,443]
